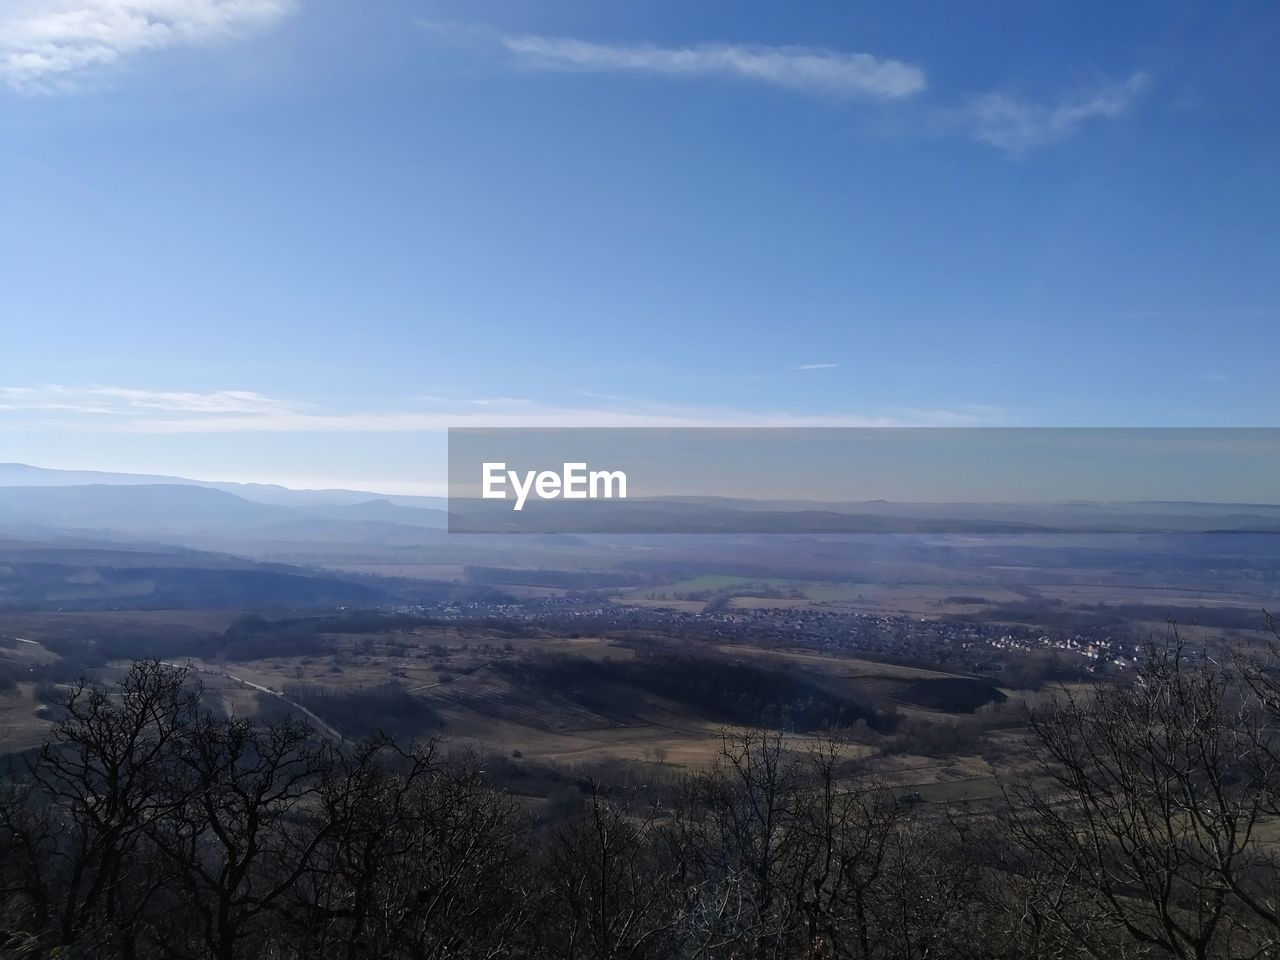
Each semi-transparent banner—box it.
[447,428,1280,534]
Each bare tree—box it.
[789,735,902,960]
[295,740,532,960]
[674,729,810,958]
[1006,628,1278,959]
[23,660,198,959]
[543,780,683,960]
[150,714,335,960]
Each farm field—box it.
[0,608,1036,804]
[0,684,52,753]
[617,569,1280,623]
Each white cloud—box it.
[794,363,839,371]
[0,0,296,93]
[500,34,926,100]
[118,401,1009,433]
[0,384,293,415]
[0,384,1013,434]
[421,24,1149,152]
[118,408,898,432]
[0,383,1006,432]
[968,73,1148,153]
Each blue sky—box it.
[1,0,1277,493]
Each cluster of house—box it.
[399,595,1142,676]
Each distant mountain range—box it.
[0,464,449,547]
[0,466,472,610]
[0,536,404,611]
[4,463,1280,548]
[1,463,1277,612]
[0,463,446,509]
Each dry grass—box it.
[0,683,53,753]
[3,614,1039,802]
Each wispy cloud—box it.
[0,384,1006,432]
[499,34,926,101]
[418,23,1151,152]
[0,385,293,415]
[0,0,296,93]
[793,363,840,371]
[967,73,1148,153]
[117,403,994,433]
